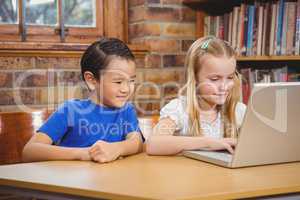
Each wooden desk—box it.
[0,153,300,200]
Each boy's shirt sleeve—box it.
[125,103,145,142]
[37,102,69,144]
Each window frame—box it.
[0,0,104,43]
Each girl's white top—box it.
[159,96,247,138]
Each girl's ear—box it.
[83,71,97,91]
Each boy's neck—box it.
[89,93,107,107]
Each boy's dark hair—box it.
[80,37,135,81]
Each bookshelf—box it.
[237,55,300,61]
[183,0,300,61]
[183,0,300,104]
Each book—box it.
[232,7,240,50]
[286,2,296,55]
[247,5,255,56]
[262,2,269,56]
[215,16,220,38]
[219,15,225,39]
[229,12,233,44]
[269,2,277,55]
[240,68,254,104]
[237,4,246,55]
[257,5,264,56]
[295,0,300,55]
[224,13,229,41]
[255,69,272,83]
[204,16,210,37]
[275,0,284,55]
[241,4,249,56]
[280,2,288,55]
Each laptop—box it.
[183,82,300,168]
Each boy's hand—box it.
[89,140,122,163]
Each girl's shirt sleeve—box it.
[159,98,184,131]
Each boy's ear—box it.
[83,71,97,91]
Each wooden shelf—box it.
[0,42,149,58]
[237,56,300,61]
[183,0,222,6]
[183,0,209,4]
[183,0,236,14]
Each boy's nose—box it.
[120,82,130,93]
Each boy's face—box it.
[196,54,236,106]
[96,58,136,108]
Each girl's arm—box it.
[146,117,236,155]
[22,132,91,162]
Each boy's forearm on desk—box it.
[114,135,143,157]
[22,143,89,162]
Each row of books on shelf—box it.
[239,66,300,104]
[204,0,300,56]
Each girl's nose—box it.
[219,80,229,91]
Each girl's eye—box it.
[228,76,234,80]
[210,78,219,81]
[113,81,122,84]
[130,79,135,83]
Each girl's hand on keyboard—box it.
[203,137,237,154]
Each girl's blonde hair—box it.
[183,36,240,138]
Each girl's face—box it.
[95,58,136,108]
[196,54,236,107]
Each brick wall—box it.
[129,0,196,115]
[0,1,196,115]
[0,56,86,112]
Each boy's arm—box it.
[117,132,144,156]
[22,132,91,162]
[89,132,143,163]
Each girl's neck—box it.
[198,97,217,113]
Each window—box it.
[0,0,104,43]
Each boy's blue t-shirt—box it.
[38,99,142,147]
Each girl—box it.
[146,36,246,155]
[23,38,143,163]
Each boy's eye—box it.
[113,79,135,84]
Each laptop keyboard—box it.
[188,150,233,163]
